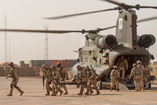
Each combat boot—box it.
[96,92,100,95]
[141,87,144,91]
[7,94,13,96]
[84,93,89,95]
[90,91,94,95]
[51,93,56,96]
[110,87,112,91]
[20,91,24,96]
[77,93,83,95]
[116,88,119,91]
[45,93,50,96]
[60,91,63,96]
[7,88,13,96]
[63,92,68,95]
[16,87,24,96]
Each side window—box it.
[97,58,101,66]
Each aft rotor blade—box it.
[0,29,85,34]
[137,16,157,23]
[45,8,117,20]
[101,0,121,6]
[98,15,157,32]
[138,6,157,9]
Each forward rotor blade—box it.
[0,29,85,34]
[45,8,117,20]
[101,0,121,6]
[97,25,116,31]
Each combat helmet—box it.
[9,62,14,66]
[86,66,90,70]
[113,65,117,69]
[137,60,142,64]
[42,64,46,68]
[132,63,137,67]
[51,65,56,70]
[77,65,82,70]
[56,62,62,68]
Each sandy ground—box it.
[0,77,157,105]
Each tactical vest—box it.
[9,67,18,78]
[43,68,52,78]
[87,70,92,78]
[118,60,126,69]
[78,69,84,78]
[143,69,150,76]
[59,67,66,80]
[133,68,141,76]
[110,69,118,77]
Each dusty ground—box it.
[0,77,157,105]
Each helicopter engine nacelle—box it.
[138,34,155,48]
[95,35,118,49]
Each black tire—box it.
[98,81,102,90]
[149,82,151,89]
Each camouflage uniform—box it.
[117,56,128,82]
[51,66,63,96]
[85,66,100,95]
[42,65,53,96]
[143,66,150,89]
[137,60,145,91]
[110,66,120,91]
[59,67,68,95]
[77,65,87,95]
[130,63,143,91]
[6,62,24,96]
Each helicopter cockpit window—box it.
[97,58,101,65]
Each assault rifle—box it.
[42,76,45,89]
[90,65,98,77]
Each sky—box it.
[0,0,156,64]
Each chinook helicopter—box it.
[0,0,157,89]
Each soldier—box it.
[50,65,63,96]
[56,62,68,95]
[136,60,145,91]
[42,64,53,96]
[143,65,150,89]
[110,66,120,91]
[129,63,143,91]
[76,65,87,95]
[117,56,128,82]
[6,62,24,96]
[85,66,100,95]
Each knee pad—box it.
[10,84,13,88]
[48,81,51,85]
[14,85,18,88]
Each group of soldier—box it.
[6,57,150,96]
[41,64,100,96]
[110,56,150,92]
[6,61,100,96]
[129,60,150,91]
[41,62,68,96]
[74,65,100,95]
